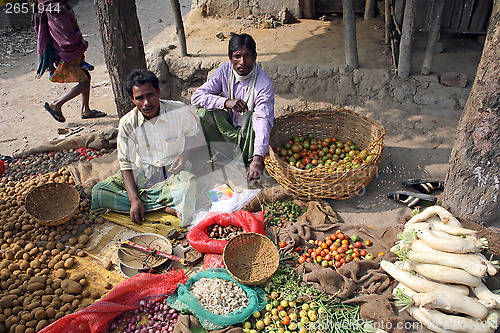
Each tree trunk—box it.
[443,5,500,227]
[94,0,146,117]
[343,0,359,69]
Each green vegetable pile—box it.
[264,201,306,227]
[241,264,369,333]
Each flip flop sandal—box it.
[44,102,65,123]
[81,110,107,119]
[388,191,437,208]
[402,179,444,194]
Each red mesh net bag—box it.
[39,270,187,333]
[187,210,265,254]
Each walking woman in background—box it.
[33,0,106,122]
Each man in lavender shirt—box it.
[191,33,274,183]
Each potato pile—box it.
[1,149,107,183]
[0,169,105,333]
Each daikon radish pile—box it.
[382,206,500,333]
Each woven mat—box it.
[70,256,125,308]
[100,210,183,239]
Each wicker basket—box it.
[223,233,279,285]
[25,182,80,226]
[265,107,385,199]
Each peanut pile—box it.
[207,224,244,241]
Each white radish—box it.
[407,307,460,333]
[404,222,476,237]
[408,251,488,278]
[409,261,481,286]
[406,206,463,228]
[412,239,439,252]
[380,260,469,295]
[393,282,417,297]
[411,289,489,319]
[474,252,498,276]
[418,307,496,333]
[472,282,500,309]
[411,242,496,276]
[416,225,485,253]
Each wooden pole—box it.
[421,0,445,74]
[398,0,417,79]
[169,0,188,57]
[343,0,360,69]
[385,0,391,44]
[303,0,315,19]
[364,0,377,19]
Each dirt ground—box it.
[0,0,486,227]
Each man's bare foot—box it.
[165,207,182,220]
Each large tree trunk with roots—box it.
[443,4,500,227]
[94,0,146,117]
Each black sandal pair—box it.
[388,179,443,208]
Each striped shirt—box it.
[117,100,200,178]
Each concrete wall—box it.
[192,0,301,18]
[146,48,470,116]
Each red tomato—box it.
[354,241,362,248]
[279,241,287,248]
[360,249,368,257]
[298,256,306,264]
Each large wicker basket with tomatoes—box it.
[264,107,385,199]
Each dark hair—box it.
[228,33,257,58]
[126,69,159,97]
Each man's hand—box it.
[130,198,145,224]
[168,156,186,174]
[247,155,264,184]
[225,99,248,114]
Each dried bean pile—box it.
[190,277,249,315]
[0,170,107,333]
[207,224,244,241]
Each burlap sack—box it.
[66,150,120,197]
[17,127,117,157]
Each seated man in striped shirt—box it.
[91,69,202,225]
[191,33,274,184]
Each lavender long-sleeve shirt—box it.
[191,62,274,157]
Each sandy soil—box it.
[0,0,485,227]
